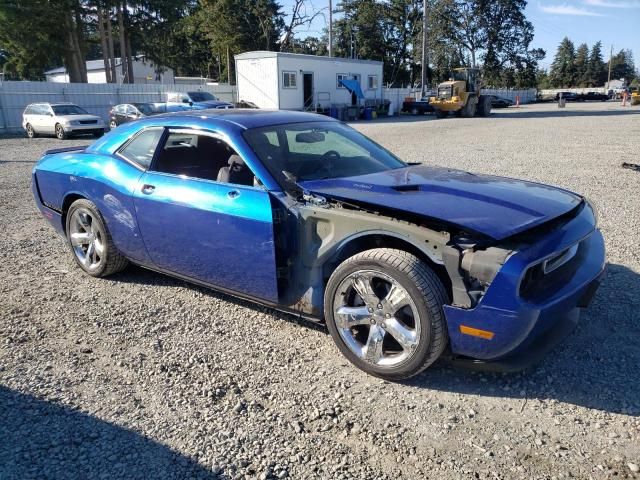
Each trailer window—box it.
[282,71,297,88]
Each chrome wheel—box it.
[109,120,117,130]
[333,270,421,367]
[69,209,105,271]
[56,123,65,140]
[26,124,35,138]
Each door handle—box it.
[141,184,155,195]
[227,190,240,199]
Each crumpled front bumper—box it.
[443,203,606,369]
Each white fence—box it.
[0,81,237,133]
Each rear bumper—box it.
[443,203,606,368]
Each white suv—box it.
[23,103,105,139]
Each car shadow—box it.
[109,265,327,334]
[110,262,638,415]
[0,386,219,479]
[409,262,640,416]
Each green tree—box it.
[198,0,284,83]
[610,49,635,84]
[549,37,576,87]
[574,43,589,87]
[585,41,606,87]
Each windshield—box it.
[52,105,88,115]
[188,92,218,102]
[243,121,406,183]
[133,103,157,114]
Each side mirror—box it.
[182,98,190,104]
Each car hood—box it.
[298,165,583,240]
[56,114,103,122]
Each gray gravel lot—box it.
[1,101,639,479]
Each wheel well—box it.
[322,234,452,302]
[60,194,86,228]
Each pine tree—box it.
[585,41,606,87]
[549,37,576,87]
[574,43,589,87]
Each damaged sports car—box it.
[32,110,605,380]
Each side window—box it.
[153,131,255,187]
[24,105,34,115]
[125,105,136,115]
[337,73,347,89]
[118,128,163,169]
[282,71,297,89]
[367,75,378,90]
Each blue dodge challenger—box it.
[31,110,605,379]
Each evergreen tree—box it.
[610,49,635,84]
[549,37,576,87]
[574,43,589,87]
[585,41,606,87]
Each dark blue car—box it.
[31,110,605,380]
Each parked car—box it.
[490,96,514,108]
[401,99,433,115]
[577,92,609,102]
[234,100,259,109]
[554,92,579,102]
[31,110,605,380]
[166,91,233,110]
[109,103,165,130]
[23,102,105,139]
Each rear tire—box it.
[324,248,449,380]
[65,199,128,278]
[477,96,492,117]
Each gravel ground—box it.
[1,101,639,480]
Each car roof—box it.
[145,109,338,130]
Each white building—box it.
[234,51,383,110]
[45,56,175,84]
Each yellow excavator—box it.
[630,86,639,106]
[429,67,492,118]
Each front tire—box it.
[25,124,37,138]
[434,109,448,119]
[65,199,128,277]
[55,123,67,140]
[324,248,449,380]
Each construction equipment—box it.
[630,86,640,106]
[429,67,492,118]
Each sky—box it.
[280,0,640,73]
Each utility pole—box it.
[328,0,333,57]
[421,0,428,98]
[607,44,613,91]
[227,45,231,85]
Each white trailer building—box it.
[234,51,383,111]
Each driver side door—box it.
[132,128,279,302]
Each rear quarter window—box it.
[118,128,164,169]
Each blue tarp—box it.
[338,79,365,99]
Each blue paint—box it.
[300,165,582,240]
[132,172,278,301]
[445,203,605,360]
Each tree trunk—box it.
[106,7,117,83]
[73,1,88,82]
[116,1,128,83]
[97,8,111,83]
[63,14,83,83]
[124,4,134,84]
